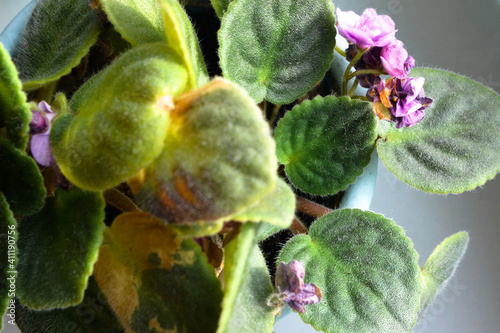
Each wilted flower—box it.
[368,77,433,128]
[30,101,56,167]
[275,260,322,313]
[336,8,396,50]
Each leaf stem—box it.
[342,49,365,96]
[290,216,308,235]
[269,104,282,126]
[295,197,333,219]
[103,188,141,213]
[348,78,359,97]
[334,45,346,57]
[347,69,384,80]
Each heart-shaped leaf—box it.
[12,0,100,90]
[278,209,421,333]
[218,239,275,333]
[134,78,277,224]
[94,212,223,332]
[51,43,188,191]
[15,277,124,333]
[0,193,16,331]
[418,231,469,317]
[275,96,377,195]
[16,187,105,309]
[231,177,295,229]
[0,42,31,150]
[218,0,336,104]
[377,68,500,193]
[0,139,45,216]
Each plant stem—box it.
[351,95,369,101]
[334,45,346,57]
[342,49,365,96]
[103,188,141,213]
[269,104,282,126]
[348,78,359,97]
[347,69,384,80]
[296,197,333,219]
[290,216,308,235]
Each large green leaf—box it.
[218,0,336,104]
[231,177,295,228]
[135,78,276,224]
[0,193,16,331]
[16,187,105,309]
[51,43,188,191]
[94,212,223,332]
[418,231,469,317]
[12,0,100,90]
[377,68,500,193]
[275,96,377,195]
[278,209,421,333]
[100,0,166,46]
[0,139,46,216]
[0,42,31,150]
[158,0,209,88]
[15,277,125,333]
[218,240,275,333]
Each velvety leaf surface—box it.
[377,68,500,193]
[12,0,100,90]
[100,0,166,46]
[278,209,421,333]
[231,177,295,228]
[94,212,223,333]
[51,43,188,191]
[218,0,336,104]
[211,0,232,17]
[158,0,209,88]
[217,223,259,332]
[0,42,31,149]
[0,139,45,216]
[218,242,275,333]
[418,231,469,317]
[16,187,105,309]
[256,222,283,241]
[135,78,276,224]
[0,193,16,331]
[15,277,125,333]
[275,96,377,195]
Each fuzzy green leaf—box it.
[218,0,336,104]
[419,231,469,317]
[100,0,166,46]
[16,187,105,309]
[231,177,295,228]
[377,68,500,193]
[275,96,377,195]
[51,43,188,191]
[135,78,277,225]
[0,42,31,149]
[278,209,421,333]
[256,222,283,241]
[0,193,16,331]
[0,139,46,216]
[211,0,232,17]
[15,277,124,333]
[12,0,100,90]
[218,241,275,333]
[94,212,223,332]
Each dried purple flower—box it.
[30,101,56,167]
[336,8,396,50]
[275,260,322,313]
[368,77,433,128]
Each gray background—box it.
[2,0,500,332]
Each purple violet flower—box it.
[30,101,56,167]
[336,8,396,50]
[275,260,322,313]
[368,77,433,128]
[380,40,414,77]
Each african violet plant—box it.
[1,0,498,332]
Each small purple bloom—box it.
[367,77,433,128]
[30,101,56,167]
[275,260,322,313]
[380,40,414,77]
[336,8,396,50]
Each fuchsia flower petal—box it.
[380,40,409,77]
[30,101,57,167]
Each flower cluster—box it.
[337,8,432,127]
